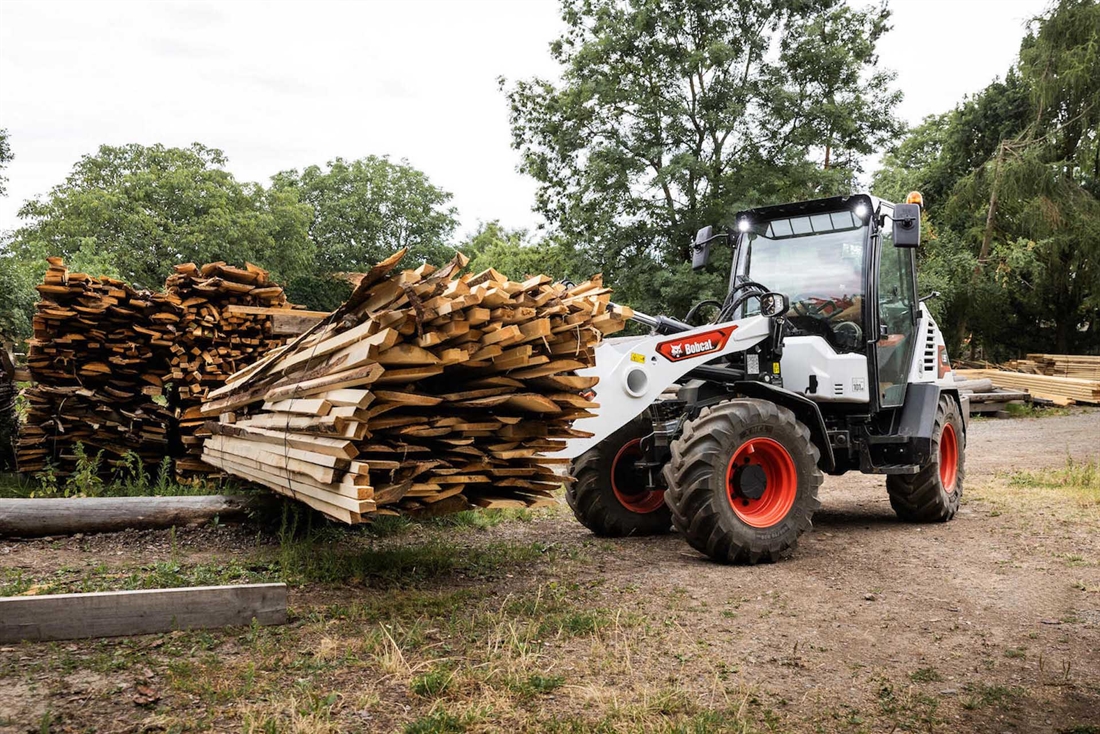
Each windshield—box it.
[736,211,867,353]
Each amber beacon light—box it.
[906,191,924,206]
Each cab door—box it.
[875,209,919,408]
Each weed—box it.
[506,673,566,699]
[66,443,105,497]
[411,666,453,698]
[961,683,1025,710]
[1004,647,1027,659]
[405,710,465,734]
[1003,402,1070,419]
[909,667,942,683]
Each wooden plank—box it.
[0,584,287,642]
[224,305,327,318]
[210,424,359,458]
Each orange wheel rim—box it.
[939,422,958,492]
[726,438,797,528]
[611,438,665,514]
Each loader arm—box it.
[557,314,773,459]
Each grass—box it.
[0,558,280,596]
[1003,402,1071,419]
[2,447,240,499]
[961,683,1026,710]
[974,456,1100,522]
[4,432,1098,732]
[0,534,553,597]
[909,667,942,683]
[1008,457,1100,508]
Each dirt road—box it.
[2,410,1098,733]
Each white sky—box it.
[0,0,1048,238]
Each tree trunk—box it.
[0,495,269,538]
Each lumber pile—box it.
[163,263,297,477]
[1024,354,1100,380]
[16,259,175,474]
[15,258,301,478]
[956,369,1100,406]
[198,249,630,523]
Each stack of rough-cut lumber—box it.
[1025,354,1100,380]
[15,258,302,478]
[198,250,630,523]
[955,368,1100,406]
[163,263,297,477]
[16,258,175,474]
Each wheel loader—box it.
[558,192,967,563]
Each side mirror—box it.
[759,292,790,318]
[692,226,715,270]
[892,203,921,247]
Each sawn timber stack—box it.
[198,250,630,522]
[16,258,174,474]
[165,262,298,477]
[16,258,299,478]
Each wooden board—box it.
[0,584,287,642]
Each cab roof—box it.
[734,193,893,223]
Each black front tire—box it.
[887,396,965,522]
[663,399,823,564]
[566,420,672,537]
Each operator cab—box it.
[695,193,922,413]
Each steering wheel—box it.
[834,320,863,348]
[789,294,845,323]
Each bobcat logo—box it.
[657,327,736,362]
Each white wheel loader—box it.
[558,193,967,563]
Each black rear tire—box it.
[565,419,672,537]
[663,399,822,564]
[887,395,965,522]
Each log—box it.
[0,495,268,538]
[0,583,287,642]
[953,378,994,394]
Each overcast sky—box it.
[0,0,1048,237]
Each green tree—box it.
[10,143,315,289]
[0,248,36,343]
[503,0,902,317]
[875,0,1100,356]
[272,156,459,275]
[0,129,12,198]
[465,221,594,283]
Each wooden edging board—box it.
[0,583,287,643]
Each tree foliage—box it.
[503,0,902,317]
[272,156,459,275]
[875,0,1100,356]
[9,143,315,290]
[0,128,12,199]
[463,221,592,284]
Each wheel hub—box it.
[725,437,798,528]
[611,439,666,514]
[732,463,768,500]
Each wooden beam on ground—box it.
[0,495,269,538]
[0,583,287,642]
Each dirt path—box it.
[559,409,1100,732]
[1,410,1098,733]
